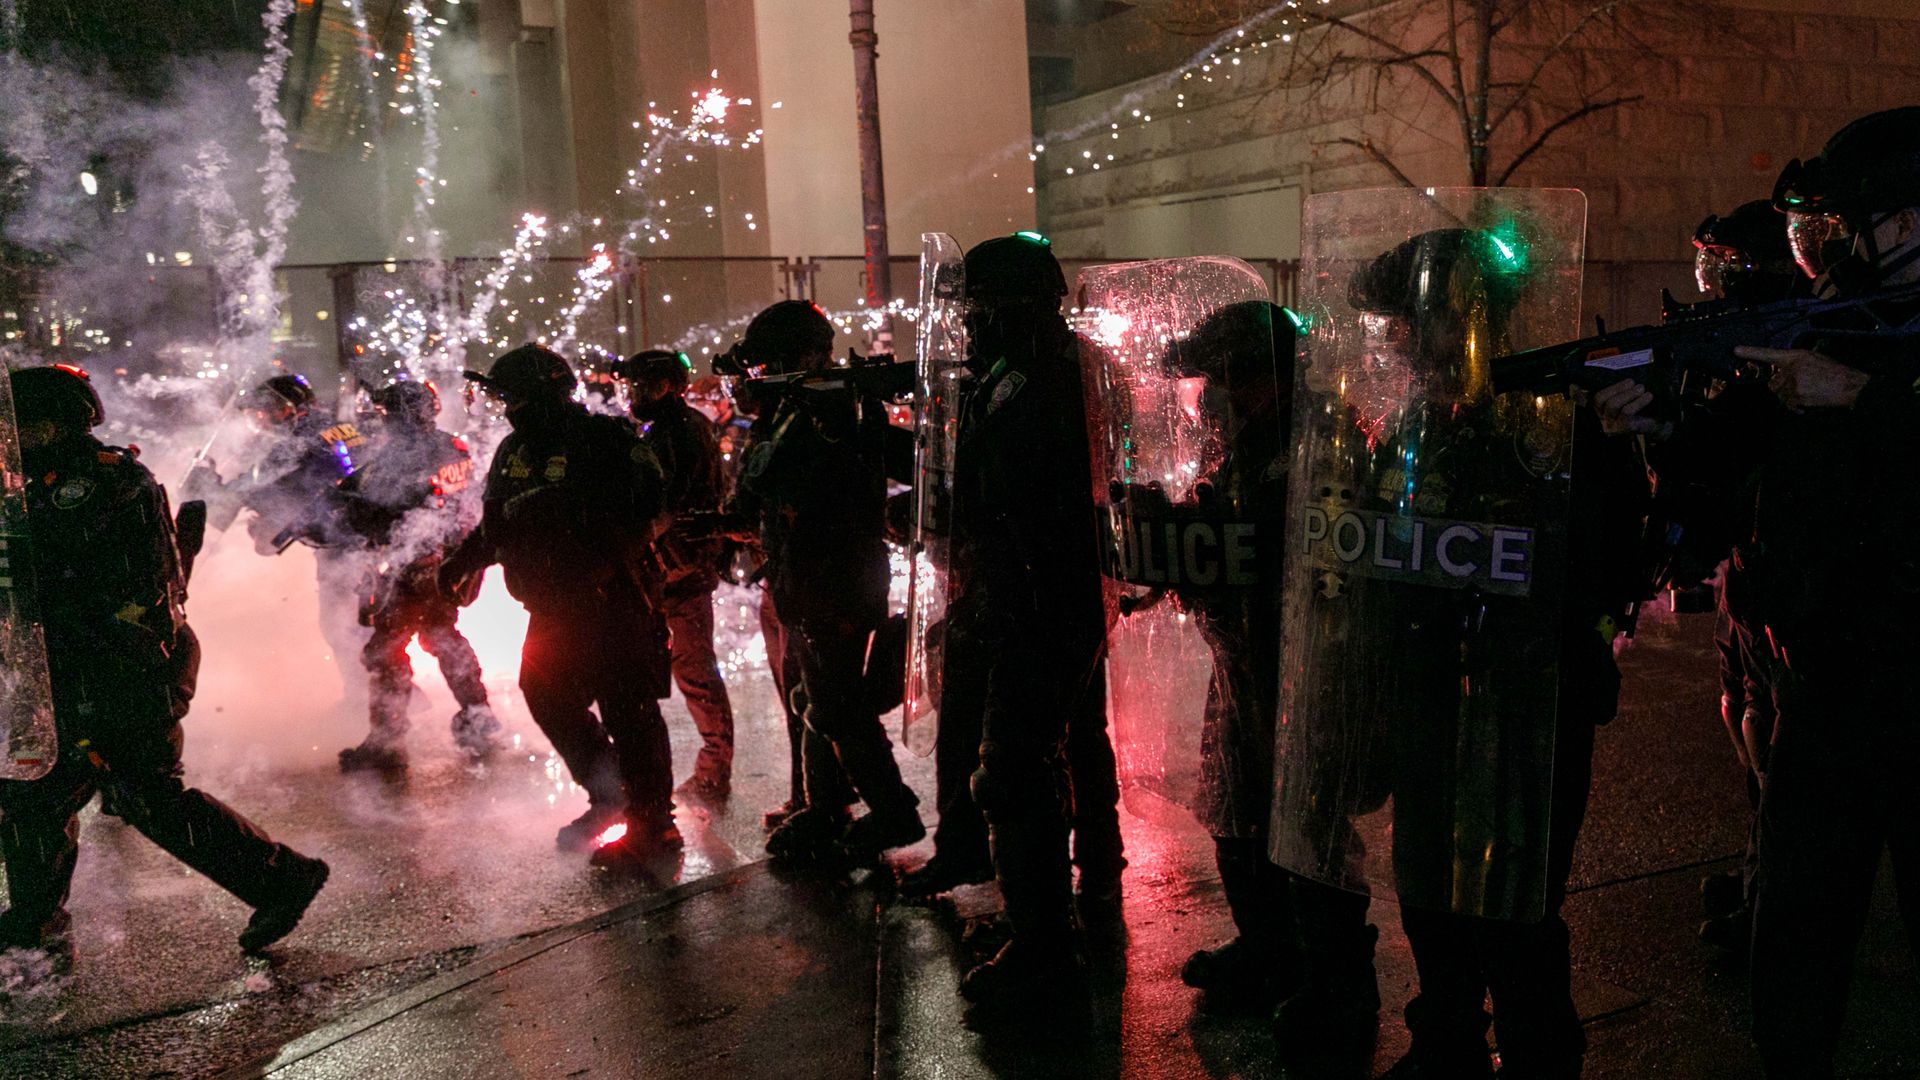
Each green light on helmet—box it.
[1280,306,1312,336]
[1014,230,1052,246]
[676,352,692,370]
[1479,219,1530,274]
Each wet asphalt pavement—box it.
[0,555,1915,1077]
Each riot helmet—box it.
[246,373,315,429]
[464,344,577,404]
[1693,199,1800,301]
[963,232,1068,312]
[1349,227,1530,402]
[1772,107,1920,285]
[372,378,440,429]
[618,349,693,395]
[1167,299,1293,422]
[12,363,105,437]
[962,232,1071,365]
[721,301,835,376]
[616,348,693,421]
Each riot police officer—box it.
[1329,228,1645,1080]
[723,301,922,862]
[1163,301,1304,1005]
[438,345,679,866]
[1601,107,1920,1079]
[616,349,736,803]
[187,373,370,702]
[338,378,500,773]
[0,365,329,964]
[936,234,1121,1016]
[1693,199,1807,306]
[1688,200,1805,954]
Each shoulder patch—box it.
[987,371,1027,415]
[51,476,96,509]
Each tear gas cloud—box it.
[0,6,905,833]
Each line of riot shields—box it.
[911,185,1588,921]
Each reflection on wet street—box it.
[0,583,1915,1078]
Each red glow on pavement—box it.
[594,821,628,848]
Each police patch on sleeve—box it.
[987,372,1027,415]
[51,477,95,509]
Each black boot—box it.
[840,796,925,862]
[1182,937,1299,1009]
[1381,996,1495,1080]
[1273,879,1379,1065]
[897,851,996,900]
[338,738,408,774]
[766,805,851,862]
[590,813,684,868]
[1271,924,1380,1058]
[960,937,1089,1024]
[239,854,330,953]
[556,801,627,853]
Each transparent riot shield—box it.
[0,366,57,779]
[1077,258,1277,826]
[1269,188,1587,921]
[902,232,968,756]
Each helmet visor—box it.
[1786,211,1850,279]
[1693,244,1759,297]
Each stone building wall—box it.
[1033,0,1920,324]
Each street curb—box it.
[212,860,770,1080]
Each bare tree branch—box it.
[1332,136,1421,188]
[1488,0,1635,136]
[1494,93,1640,183]
[1310,12,1462,109]
[1445,0,1476,160]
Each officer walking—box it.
[0,365,329,964]
[438,345,679,866]
[616,349,736,804]
[723,301,922,862]
[338,378,501,773]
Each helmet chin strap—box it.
[1856,210,1920,287]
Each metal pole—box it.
[848,0,893,352]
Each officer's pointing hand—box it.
[1586,380,1672,441]
[1733,346,1870,410]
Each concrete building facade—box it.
[1028,0,1920,323]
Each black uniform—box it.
[1737,323,1920,1078]
[637,396,736,789]
[446,402,675,829]
[238,412,370,693]
[926,342,1124,895]
[1384,411,1641,1079]
[347,425,492,754]
[734,385,916,833]
[1173,366,1379,1036]
[947,326,1116,950]
[0,437,324,950]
